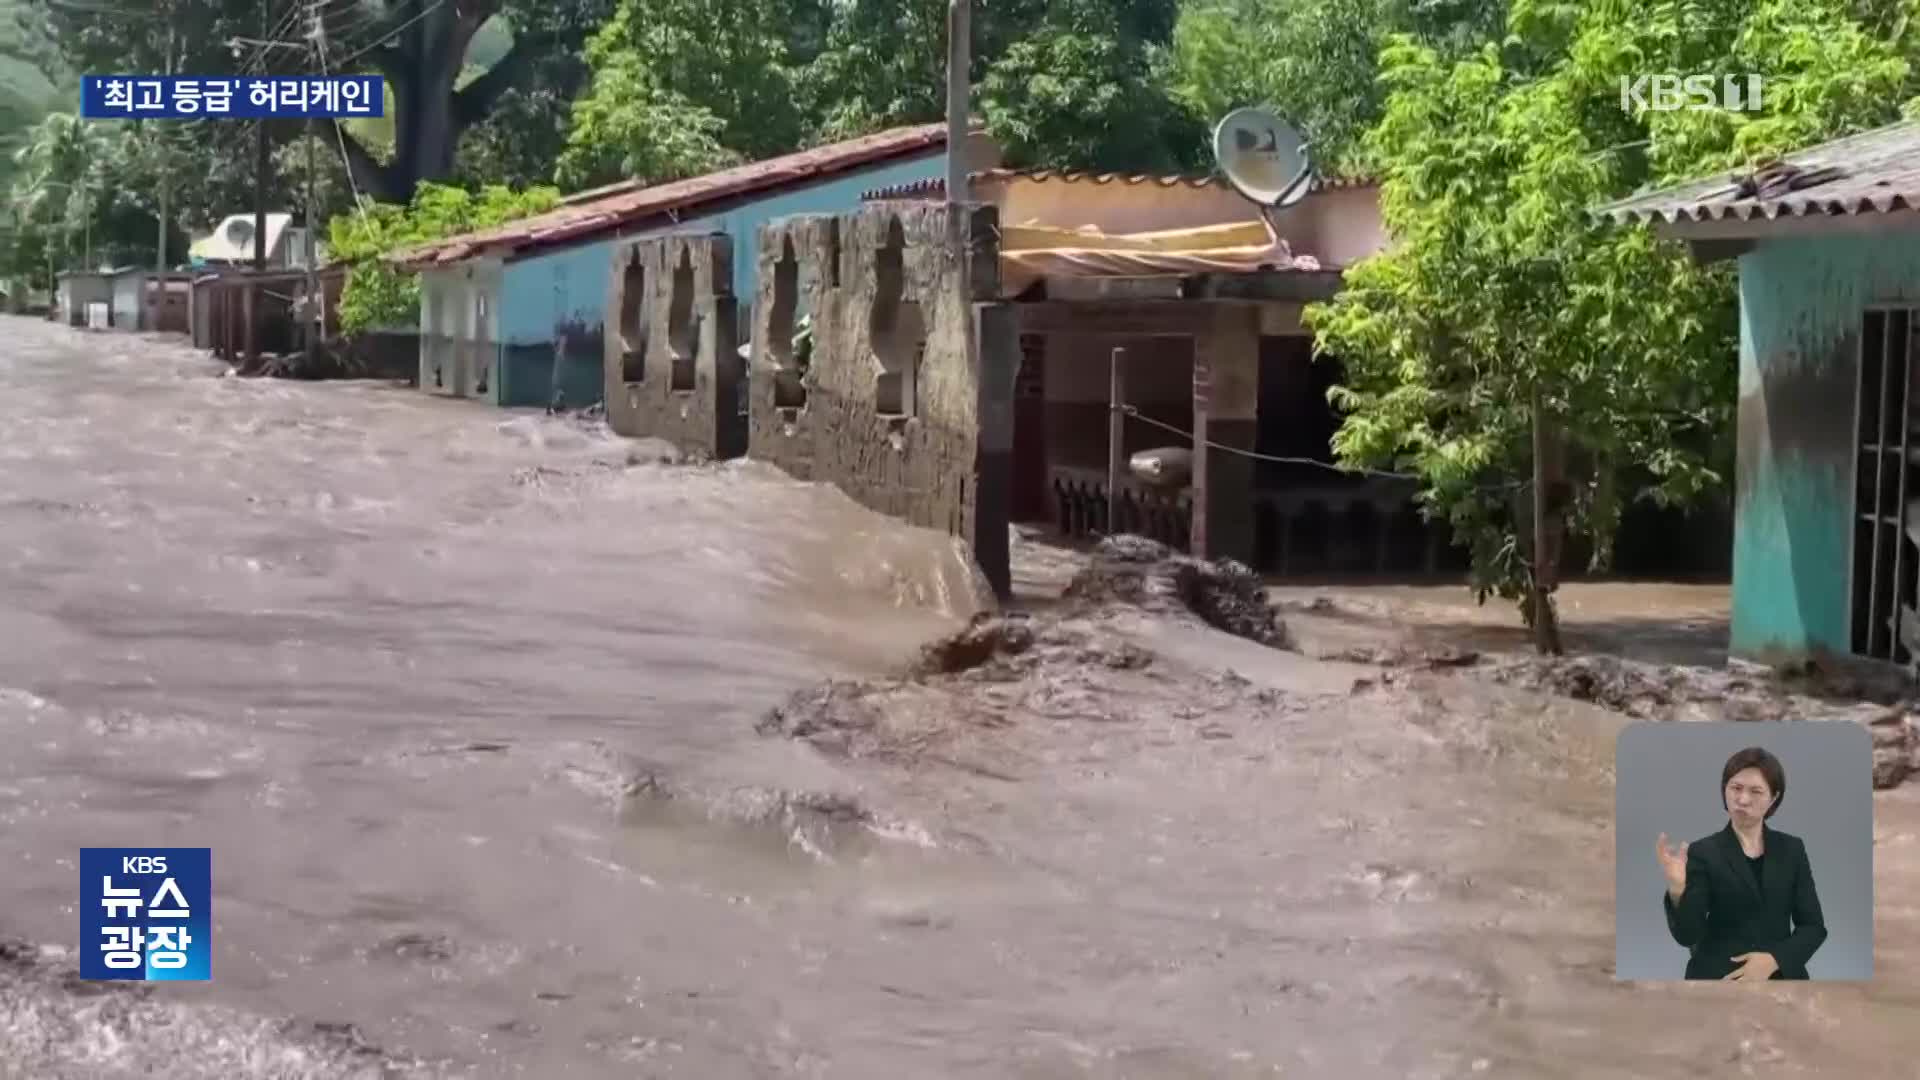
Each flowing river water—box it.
[4,318,1920,1078]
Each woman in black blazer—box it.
[1655,746,1827,980]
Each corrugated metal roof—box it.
[860,169,1376,201]
[1597,119,1920,227]
[392,123,957,268]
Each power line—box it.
[310,12,365,209]
[1117,405,1424,480]
[234,0,309,76]
[333,0,446,69]
[316,2,403,57]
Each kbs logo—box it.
[1619,74,1765,114]
[79,848,211,981]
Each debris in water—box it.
[1062,535,1294,649]
[911,613,1036,675]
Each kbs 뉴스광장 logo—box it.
[79,848,211,981]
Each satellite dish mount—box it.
[1212,107,1314,229]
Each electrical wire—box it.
[332,0,447,68]
[1115,405,1423,480]
[309,3,366,209]
[235,1,311,77]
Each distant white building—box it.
[188,212,322,269]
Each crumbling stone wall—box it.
[603,233,744,459]
[748,202,1014,598]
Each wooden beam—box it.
[1687,239,1756,264]
[1042,275,1185,301]
[1187,270,1346,301]
[1014,300,1226,337]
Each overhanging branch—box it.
[451,34,531,129]
[333,125,399,203]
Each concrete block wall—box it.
[747,202,1013,597]
[746,215,842,480]
[603,233,745,459]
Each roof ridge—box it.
[393,121,958,267]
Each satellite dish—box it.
[1212,107,1313,216]
[223,217,255,249]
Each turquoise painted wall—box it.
[496,149,950,409]
[1732,231,1920,662]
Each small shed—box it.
[1598,119,1920,670]
[105,267,146,329]
[392,121,1001,409]
[143,272,195,334]
[53,270,112,327]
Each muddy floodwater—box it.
[4,318,1920,1078]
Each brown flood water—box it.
[3,318,1919,1078]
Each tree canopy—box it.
[1306,0,1920,632]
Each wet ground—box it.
[4,318,1920,1078]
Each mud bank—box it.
[1319,647,1920,791]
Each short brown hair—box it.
[1721,746,1786,818]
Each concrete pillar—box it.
[974,302,1020,601]
[1192,303,1259,565]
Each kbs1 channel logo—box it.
[79,848,211,981]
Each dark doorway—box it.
[1012,333,1050,522]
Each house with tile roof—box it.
[388,122,1001,409]
[839,167,1439,575]
[1596,118,1920,670]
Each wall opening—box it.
[871,217,925,419]
[1851,306,1918,664]
[769,234,808,410]
[426,287,445,388]
[826,220,842,289]
[619,256,646,384]
[668,247,697,392]
[472,290,489,396]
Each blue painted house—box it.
[395,122,1001,409]
[1600,119,1920,670]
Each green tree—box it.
[9,110,113,269]
[797,0,1040,141]
[551,0,793,191]
[1304,0,1917,647]
[980,0,1206,171]
[327,180,557,332]
[552,47,740,192]
[36,0,610,203]
[1166,0,1505,175]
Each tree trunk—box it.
[333,0,505,204]
[1529,386,1566,655]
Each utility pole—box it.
[156,19,173,271]
[1530,384,1564,655]
[303,8,320,362]
[251,0,268,271]
[945,0,970,201]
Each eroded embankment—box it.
[1288,590,1920,790]
[756,536,1304,786]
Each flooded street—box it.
[5,317,1920,1078]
